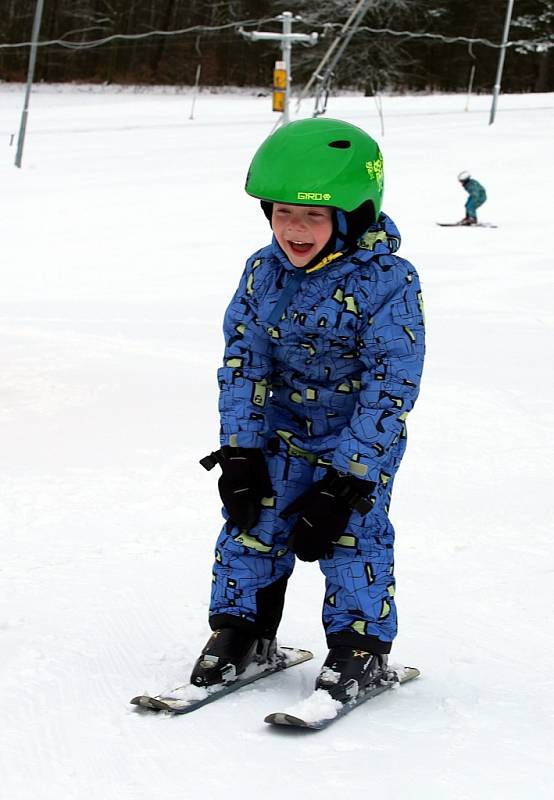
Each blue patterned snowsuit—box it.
[209,213,425,654]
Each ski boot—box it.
[460,215,477,226]
[315,646,389,703]
[190,628,277,688]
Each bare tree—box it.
[0,0,551,90]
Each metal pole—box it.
[297,0,374,109]
[312,0,377,117]
[465,64,476,112]
[281,12,292,125]
[489,0,515,125]
[464,42,477,112]
[15,0,45,168]
[374,93,384,137]
[189,64,202,120]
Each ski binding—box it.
[264,664,420,730]
[130,646,313,715]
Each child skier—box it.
[192,118,425,703]
[457,170,487,225]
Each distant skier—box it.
[457,171,487,225]
[192,118,425,705]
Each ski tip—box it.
[264,712,316,729]
[279,646,314,664]
[130,695,172,711]
[393,665,421,683]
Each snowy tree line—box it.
[1,0,552,92]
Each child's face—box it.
[272,203,333,268]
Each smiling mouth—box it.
[288,240,313,254]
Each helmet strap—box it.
[260,200,273,222]
[334,210,349,250]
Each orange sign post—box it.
[272,61,287,113]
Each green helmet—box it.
[245,117,384,217]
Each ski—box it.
[130,646,313,715]
[436,222,497,228]
[264,664,419,730]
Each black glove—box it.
[280,468,375,562]
[200,446,273,531]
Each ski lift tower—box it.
[239,13,318,125]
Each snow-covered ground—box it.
[1,84,553,799]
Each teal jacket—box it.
[462,178,487,215]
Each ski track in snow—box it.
[1,86,553,800]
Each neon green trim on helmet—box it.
[245,118,384,216]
